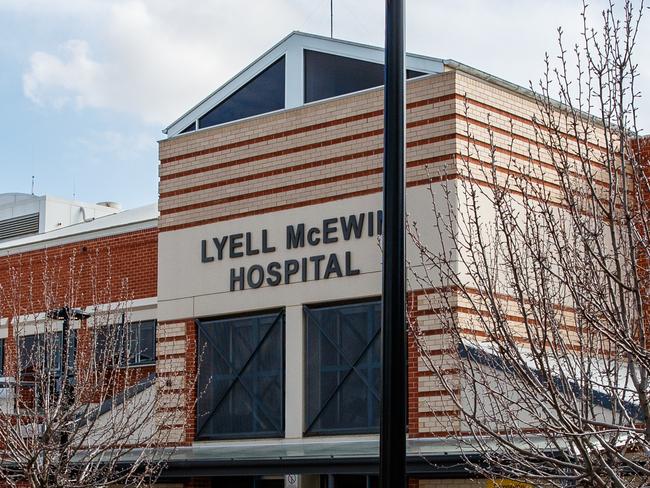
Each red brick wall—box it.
[0,227,157,318]
[0,226,158,396]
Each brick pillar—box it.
[4,316,17,377]
[156,319,192,446]
[407,291,420,437]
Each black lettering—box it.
[368,211,374,236]
[301,257,308,282]
[245,232,260,256]
[262,229,276,253]
[307,227,321,246]
[201,240,214,263]
[340,214,365,240]
[324,253,343,279]
[229,233,244,258]
[230,267,245,291]
[247,265,264,289]
[266,262,282,286]
[323,218,338,244]
[377,210,384,235]
[310,255,326,280]
[213,236,228,260]
[345,251,360,276]
[286,224,305,249]
[285,259,300,283]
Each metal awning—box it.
[146,438,483,478]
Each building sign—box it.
[285,474,299,488]
[200,211,383,291]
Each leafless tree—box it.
[408,1,649,486]
[0,247,188,488]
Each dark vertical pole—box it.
[60,309,71,447]
[380,0,406,488]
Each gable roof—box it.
[163,31,445,138]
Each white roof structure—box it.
[0,201,158,255]
[163,31,445,138]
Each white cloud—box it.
[13,0,650,130]
[23,39,105,109]
[18,0,312,125]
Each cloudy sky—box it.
[1,0,648,209]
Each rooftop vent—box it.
[0,213,40,242]
[96,201,122,211]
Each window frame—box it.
[303,298,382,436]
[196,309,286,441]
[198,55,286,130]
[94,318,156,368]
[19,330,77,375]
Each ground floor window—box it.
[304,300,381,435]
[19,330,76,375]
[197,310,285,439]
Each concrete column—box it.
[285,304,304,438]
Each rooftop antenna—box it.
[31,176,35,195]
[330,0,333,38]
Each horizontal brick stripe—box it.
[160,127,384,181]
[465,95,610,156]
[157,335,187,343]
[159,135,457,216]
[160,147,384,199]
[417,389,459,398]
[160,112,456,184]
[161,93,609,174]
[160,114,460,199]
[159,172,458,232]
[159,93,456,165]
[418,409,460,418]
[157,352,186,360]
[416,368,461,378]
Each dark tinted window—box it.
[407,69,427,78]
[128,320,156,365]
[197,310,285,439]
[94,320,156,367]
[304,50,427,103]
[0,338,4,376]
[305,300,381,435]
[180,122,196,134]
[199,56,285,129]
[304,50,383,103]
[19,331,76,374]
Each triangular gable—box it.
[164,31,444,137]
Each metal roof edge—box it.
[163,31,299,134]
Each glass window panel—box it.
[133,320,156,364]
[19,331,76,374]
[305,300,381,435]
[179,122,196,134]
[407,69,427,79]
[304,50,428,104]
[304,50,384,103]
[0,338,4,376]
[197,310,284,439]
[94,320,155,367]
[199,56,285,129]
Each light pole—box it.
[46,307,91,447]
[380,0,407,488]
